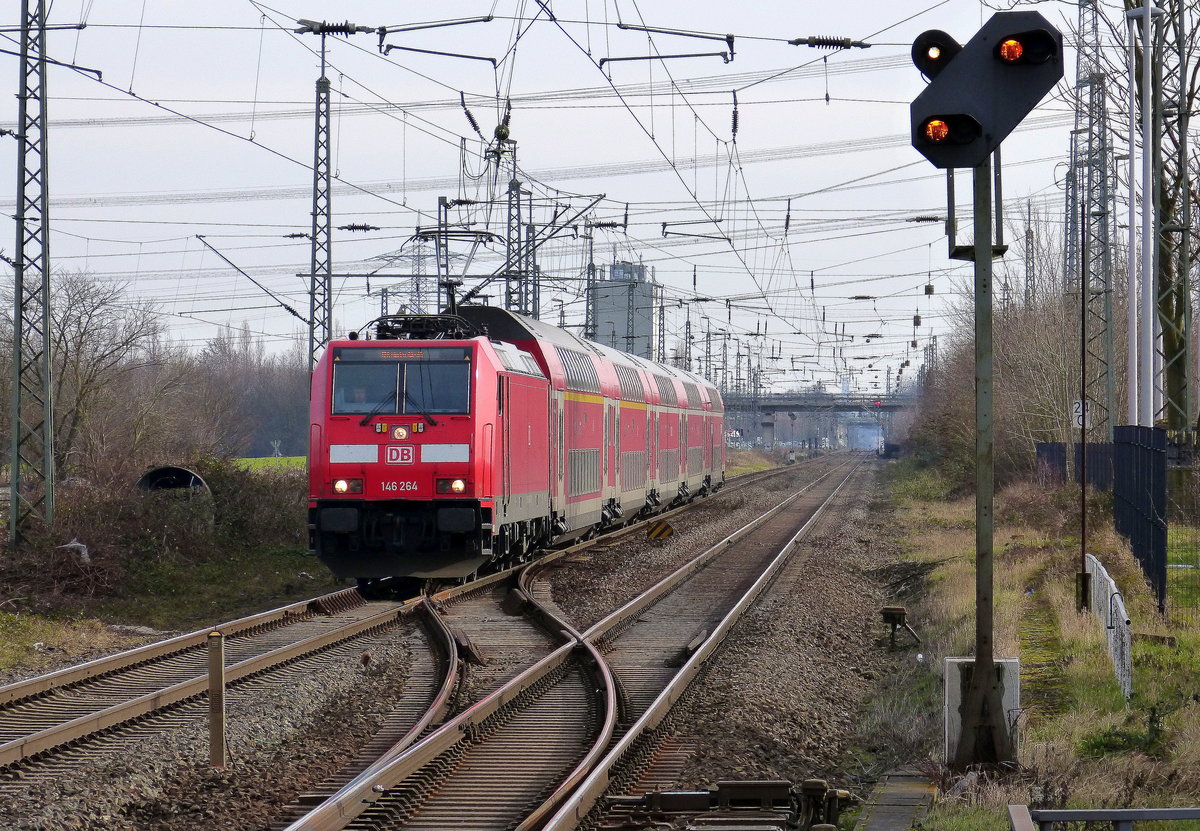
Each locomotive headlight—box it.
[451,479,466,493]
[333,478,363,494]
[392,425,409,441]
[436,478,469,494]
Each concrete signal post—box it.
[909,12,1064,769]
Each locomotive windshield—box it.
[332,347,471,415]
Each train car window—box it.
[332,363,399,414]
[615,365,646,402]
[652,375,678,407]
[405,362,470,414]
[555,346,601,393]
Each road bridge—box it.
[722,391,917,414]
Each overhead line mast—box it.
[11,0,54,547]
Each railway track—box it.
[280,456,860,831]
[0,457,833,822]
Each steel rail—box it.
[0,458,808,785]
[279,552,616,831]
[0,459,792,711]
[0,586,365,707]
[281,456,853,831]
[0,601,414,767]
[511,564,618,831]
[581,457,854,644]
[278,640,580,831]
[541,460,862,830]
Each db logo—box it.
[385,445,415,465]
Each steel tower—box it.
[1066,0,1117,438]
[10,0,55,546]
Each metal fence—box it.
[1085,554,1131,700]
[1031,442,1113,490]
[1112,426,1167,615]
[1163,431,1200,624]
[1010,805,1200,831]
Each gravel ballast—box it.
[1,456,895,829]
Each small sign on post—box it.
[1072,399,1091,430]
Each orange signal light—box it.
[998,38,1024,63]
[923,119,950,143]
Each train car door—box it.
[500,376,511,517]
[649,410,657,485]
[608,402,618,488]
[602,404,609,486]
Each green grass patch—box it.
[84,545,341,630]
[1167,525,1200,610]
[0,612,155,673]
[886,457,955,503]
[238,455,306,470]
[1078,707,1166,758]
[918,805,1004,831]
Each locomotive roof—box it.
[457,305,717,393]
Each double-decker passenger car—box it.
[308,306,725,586]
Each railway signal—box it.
[909,11,1063,168]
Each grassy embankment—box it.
[0,458,338,676]
[726,448,789,476]
[862,459,1200,831]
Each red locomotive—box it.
[308,306,725,588]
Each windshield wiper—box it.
[358,390,397,426]
[403,389,439,426]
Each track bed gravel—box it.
[544,460,840,629]
[663,461,901,788]
[1,627,421,831]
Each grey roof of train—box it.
[458,305,718,393]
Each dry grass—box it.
[889,473,1200,831]
[0,611,148,676]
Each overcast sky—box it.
[0,0,1088,393]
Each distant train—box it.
[308,306,726,587]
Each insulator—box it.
[324,21,366,36]
[461,91,483,138]
[805,35,853,49]
[913,314,922,327]
[731,107,739,138]
[925,283,935,295]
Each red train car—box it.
[308,307,724,586]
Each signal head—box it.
[917,114,982,146]
[912,30,961,80]
[908,11,1063,169]
[994,29,1056,65]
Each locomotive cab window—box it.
[332,347,471,416]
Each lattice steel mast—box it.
[296,21,373,369]
[1066,0,1117,438]
[10,0,55,546]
